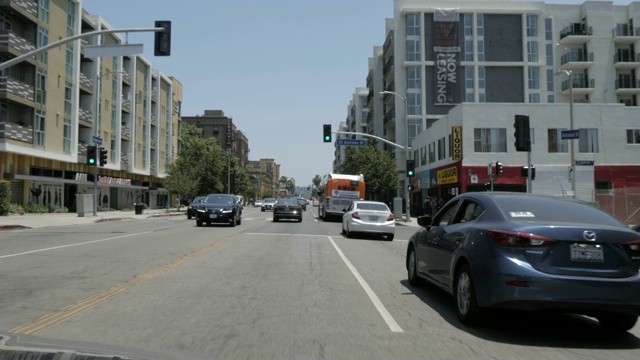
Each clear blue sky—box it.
[82,0,631,186]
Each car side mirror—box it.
[417,215,432,228]
[342,209,347,213]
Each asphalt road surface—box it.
[1,206,639,359]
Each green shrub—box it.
[0,181,10,216]
[25,203,49,213]
[8,203,25,215]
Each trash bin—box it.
[134,204,144,215]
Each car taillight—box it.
[352,212,361,220]
[621,240,640,260]
[293,206,301,211]
[387,213,395,221]
[487,230,556,247]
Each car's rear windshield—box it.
[205,195,234,204]
[493,196,623,226]
[264,198,276,203]
[277,199,298,205]
[358,203,389,211]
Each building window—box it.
[212,126,219,135]
[545,17,553,41]
[407,66,421,89]
[67,0,76,36]
[36,68,46,105]
[63,119,71,152]
[438,137,446,160]
[546,68,555,91]
[528,67,540,89]
[529,93,540,103]
[546,43,553,66]
[473,128,507,152]
[111,135,116,162]
[477,40,485,61]
[406,39,420,61]
[429,142,436,163]
[406,14,420,36]
[407,93,421,115]
[465,67,474,102]
[112,75,118,101]
[37,27,48,64]
[464,14,472,36]
[579,128,599,153]
[548,128,568,153]
[477,14,484,36]
[464,39,473,61]
[34,110,45,146]
[527,41,539,62]
[421,146,427,165]
[408,119,422,145]
[547,95,555,103]
[38,0,49,24]
[595,180,612,190]
[64,82,72,115]
[627,129,640,144]
[527,15,538,37]
[111,104,117,132]
[65,45,73,78]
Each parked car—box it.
[261,198,277,212]
[341,201,395,241]
[187,196,206,220]
[296,198,307,211]
[254,200,263,207]
[406,192,640,331]
[194,194,242,227]
[273,198,303,222]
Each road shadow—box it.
[400,279,640,349]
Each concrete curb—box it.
[94,218,125,223]
[0,225,31,231]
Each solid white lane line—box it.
[327,236,404,333]
[0,232,153,259]
[245,233,324,237]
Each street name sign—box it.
[92,135,103,145]
[561,129,579,140]
[337,139,366,146]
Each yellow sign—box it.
[437,166,458,185]
[452,126,462,160]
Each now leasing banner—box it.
[434,8,461,105]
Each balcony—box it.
[121,126,131,137]
[151,89,157,103]
[121,97,131,111]
[560,77,595,96]
[78,142,88,157]
[122,71,131,84]
[0,76,35,103]
[0,29,36,56]
[612,24,640,44]
[78,107,92,124]
[615,78,640,94]
[0,121,33,144]
[0,0,38,19]
[613,52,640,69]
[383,110,395,126]
[560,51,594,70]
[121,152,130,165]
[559,23,592,45]
[150,138,157,148]
[151,114,157,126]
[79,72,94,91]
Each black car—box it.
[296,198,307,211]
[273,198,303,222]
[194,194,242,227]
[187,196,205,219]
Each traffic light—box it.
[406,159,415,177]
[154,20,171,56]
[99,147,108,166]
[496,162,503,176]
[86,146,97,166]
[514,115,531,152]
[323,124,332,143]
[521,166,536,180]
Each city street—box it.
[0,206,639,359]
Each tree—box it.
[337,140,398,203]
[311,175,321,197]
[164,123,225,200]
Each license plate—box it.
[570,244,604,262]
[368,216,379,222]
[209,214,217,219]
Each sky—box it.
[82,0,633,187]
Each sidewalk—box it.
[0,208,186,230]
[395,215,422,228]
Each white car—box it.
[254,200,263,207]
[341,201,395,241]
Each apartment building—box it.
[246,158,280,198]
[344,0,640,217]
[181,110,249,169]
[0,0,182,211]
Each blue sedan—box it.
[406,192,640,331]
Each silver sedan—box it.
[342,201,395,241]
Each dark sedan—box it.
[273,198,303,222]
[194,194,242,227]
[406,192,640,331]
[187,196,205,219]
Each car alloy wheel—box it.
[454,264,483,326]
[407,247,421,286]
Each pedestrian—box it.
[437,198,444,210]
[424,197,432,217]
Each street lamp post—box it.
[555,69,576,198]
[380,90,411,223]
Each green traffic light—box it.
[89,159,95,164]
[324,136,330,141]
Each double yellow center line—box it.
[10,238,230,335]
